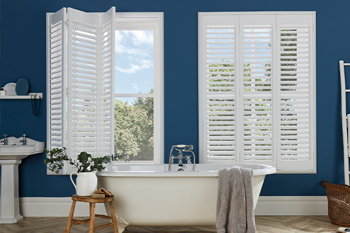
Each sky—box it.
[114,30,154,95]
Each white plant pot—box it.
[70,171,97,196]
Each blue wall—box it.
[0,0,348,197]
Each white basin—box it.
[0,137,45,224]
[0,137,45,160]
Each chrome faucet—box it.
[1,134,8,145]
[168,145,195,171]
[20,134,27,145]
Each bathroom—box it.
[0,0,347,232]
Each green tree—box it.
[114,90,154,161]
[133,90,154,160]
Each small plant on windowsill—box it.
[44,148,129,196]
[44,148,130,174]
[44,147,113,174]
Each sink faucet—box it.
[1,134,8,145]
[168,145,195,171]
[20,134,27,145]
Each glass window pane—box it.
[114,97,154,161]
[115,30,154,94]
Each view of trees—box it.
[208,57,272,158]
[114,90,154,161]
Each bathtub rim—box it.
[97,163,276,177]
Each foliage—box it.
[44,147,112,173]
[114,90,154,161]
[208,59,273,155]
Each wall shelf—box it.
[0,93,43,100]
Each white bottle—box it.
[0,88,6,96]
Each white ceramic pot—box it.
[70,171,97,196]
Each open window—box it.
[46,8,164,174]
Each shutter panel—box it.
[277,15,315,171]
[67,8,100,157]
[239,15,274,165]
[100,7,115,156]
[199,13,315,171]
[200,15,238,162]
[47,8,66,150]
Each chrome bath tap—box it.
[168,145,195,171]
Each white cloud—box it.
[115,64,142,74]
[114,31,153,75]
[129,31,153,46]
[131,82,139,91]
[115,31,153,57]
[138,58,152,68]
[115,58,152,74]
[115,43,150,57]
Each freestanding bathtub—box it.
[97,163,276,226]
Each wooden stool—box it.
[65,195,119,233]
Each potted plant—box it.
[44,147,112,196]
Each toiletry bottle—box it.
[0,87,6,96]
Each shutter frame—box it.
[100,7,116,156]
[199,12,316,172]
[199,15,238,163]
[47,7,67,150]
[276,14,315,171]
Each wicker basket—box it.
[321,180,350,226]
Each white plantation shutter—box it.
[200,15,238,162]
[47,7,115,162]
[67,8,100,158]
[47,8,66,150]
[100,7,115,156]
[199,12,316,172]
[277,15,315,170]
[239,15,274,165]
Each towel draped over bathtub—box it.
[216,167,256,233]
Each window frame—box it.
[198,12,316,174]
[112,13,164,164]
[46,11,164,175]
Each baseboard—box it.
[255,196,328,216]
[20,197,107,217]
[19,196,328,217]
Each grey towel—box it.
[216,167,256,233]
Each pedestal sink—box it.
[0,137,44,224]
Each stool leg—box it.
[109,201,119,233]
[65,200,76,233]
[89,203,96,233]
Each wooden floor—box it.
[0,216,342,233]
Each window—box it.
[46,8,163,173]
[113,15,163,162]
[198,12,316,173]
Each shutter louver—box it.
[67,8,99,157]
[242,25,273,162]
[47,8,66,150]
[206,26,236,161]
[100,7,115,156]
[277,15,314,170]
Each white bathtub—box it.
[97,163,276,226]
